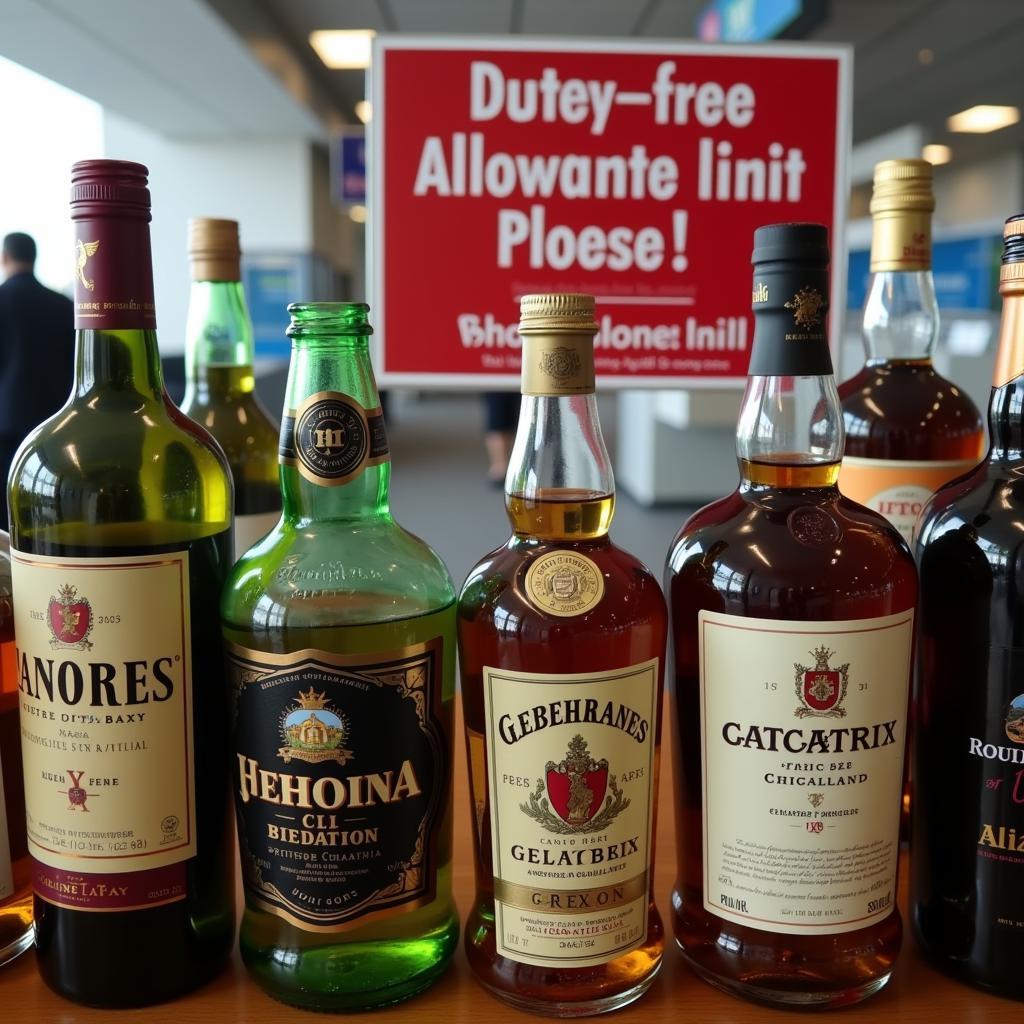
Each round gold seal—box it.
[524,551,605,618]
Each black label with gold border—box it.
[279,391,389,486]
[227,638,447,932]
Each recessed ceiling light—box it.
[922,144,951,165]
[354,100,372,124]
[349,204,368,224]
[309,30,375,69]
[918,48,935,65]
[947,104,1020,134]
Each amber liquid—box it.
[665,461,917,1007]
[458,489,667,1014]
[0,581,31,966]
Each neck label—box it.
[279,391,389,487]
[73,218,156,331]
[747,267,833,377]
[522,335,596,396]
[870,211,931,273]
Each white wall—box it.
[103,112,314,354]
[933,152,1024,227]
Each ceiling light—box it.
[947,105,1020,134]
[922,144,951,165]
[349,205,368,224]
[354,100,372,124]
[309,30,375,70]
[917,48,934,65]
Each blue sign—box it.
[243,254,311,358]
[332,130,366,206]
[847,234,1000,312]
[696,0,814,41]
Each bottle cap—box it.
[70,159,151,221]
[870,159,935,214]
[1000,214,1024,287]
[518,293,598,335]
[189,217,242,281]
[748,223,832,378]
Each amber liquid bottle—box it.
[839,158,984,543]
[0,532,30,967]
[913,215,1024,996]
[459,294,666,1015]
[666,224,917,1008]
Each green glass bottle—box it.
[221,302,457,1011]
[7,159,235,1006]
[181,218,280,555]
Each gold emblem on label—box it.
[524,551,605,617]
[784,286,825,328]
[539,346,583,383]
[278,686,353,765]
[75,239,100,291]
[752,280,769,304]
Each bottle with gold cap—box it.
[913,214,1024,997]
[839,159,985,544]
[458,294,666,1015]
[181,218,280,556]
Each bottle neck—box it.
[862,269,938,363]
[73,328,166,399]
[989,290,1024,461]
[506,331,613,540]
[184,279,255,402]
[280,335,390,524]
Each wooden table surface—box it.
[1,699,1018,1023]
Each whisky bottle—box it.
[181,218,280,555]
[0,532,30,967]
[839,159,984,543]
[221,302,457,1011]
[666,224,917,1007]
[8,160,235,1005]
[913,214,1024,996]
[458,294,666,1015]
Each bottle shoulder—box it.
[666,488,917,605]
[222,516,455,628]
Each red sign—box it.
[370,38,850,388]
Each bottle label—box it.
[870,211,931,272]
[521,335,596,396]
[0,748,11,901]
[227,638,448,931]
[524,551,605,617]
[748,265,833,377]
[840,457,977,544]
[73,217,157,330]
[278,391,389,487]
[234,510,279,558]
[699,609,912,935]
[11,550,195,911]
[483,659,658,968]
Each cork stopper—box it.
[870,159,935,214]
[518,293,598,335]
[189,217,241,282]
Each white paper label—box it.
[700,609,913,935]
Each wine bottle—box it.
[181,218,280,555]
[8,160,235,1006]
[221,302,457,1011]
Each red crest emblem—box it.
[794,646,849,718]
[47,583,93,650]
[545,735,608,826]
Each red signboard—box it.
[370,38,850,388]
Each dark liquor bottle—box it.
[8,160,235,1005]
[221,302,457,1011]
[0,532,30,967]
[666,224,917,1008]
[181,218,280,555]
[913,214,1024,996]
[458,294,666,1015]
[839,159,984,543]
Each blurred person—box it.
[483,390,518,486]
[0,232,74,524]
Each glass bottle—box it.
[458,294,667,1015]
[7,159,235,1005]
[0,532,30,968]
[913,214,1024,996]
[181,217,280,555]
[221,302,457,1011]
[839,158,985,544]
[666,224,917,1008]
